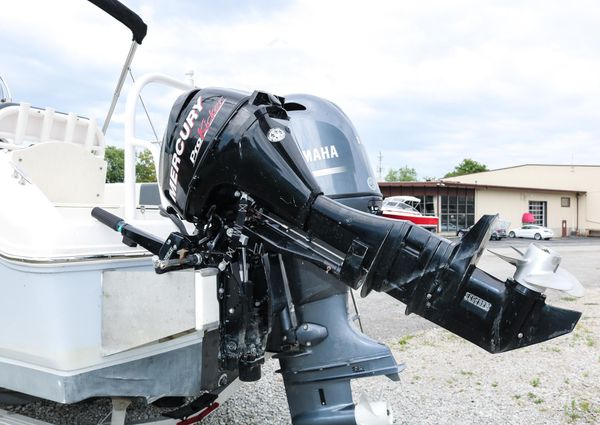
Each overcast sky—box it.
[2,0,599,179]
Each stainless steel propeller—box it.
[489,244,585,297]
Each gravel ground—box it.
[4,240,599,424]
[202,290,600,425]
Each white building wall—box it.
[475,189,578,236]
[444,165,600,234]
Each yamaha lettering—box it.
[297,126,356,191]
[302,145,339,163]
[284,94,380,197]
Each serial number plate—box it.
[463,292,492,312]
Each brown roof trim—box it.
[490,163,600,171]
[443,163,600,179]
[378,181,586,194]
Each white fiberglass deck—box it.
[0,74,221,403]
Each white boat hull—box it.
[0,255,220,403]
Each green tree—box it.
[136,149,157,183]
[384,165,418,182]
[105,145,124,183]
[104,146,156,183]
[444,158,488,178]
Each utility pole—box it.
[377,151,383,181]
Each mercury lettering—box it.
[168,97,203,200]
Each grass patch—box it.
[459,370,474,377]
[564,399,598,423]
[530,377,541,388]
[579,400,591,413]
[561,296,578,302]
[527,392,544,404]
[543,345,561,353]
[398,334,415,347]
[421,339,438,347]
[564,400,582,422]
[571,325,596,348]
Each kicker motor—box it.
[94,86,583,425]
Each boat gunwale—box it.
[0,249,153,267]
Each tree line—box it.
[104,145,488,184]
[104,145,157,183]
[384,158,488,182]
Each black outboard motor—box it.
[94,86,582,425]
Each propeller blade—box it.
[557,268,586,297]
[525,268,585,298]
[488,249,526,267]
[355,393,393,425]
[511,246,525,256]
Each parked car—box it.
[456,219,510,240]
[457,226,507,240]
[508,225,554,240]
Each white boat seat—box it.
[0,102,105,157]
[11,142,107,204]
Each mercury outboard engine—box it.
[93,87,582,425]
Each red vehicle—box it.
[381,196,439,231]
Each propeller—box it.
[488,243,585,297]
[354,393,393,425]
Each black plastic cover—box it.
[87,0,148,44]
[160,89,384,224]
[159,88,247,216]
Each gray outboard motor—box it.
[272,95,400,424]
[93,87,582,425]
[284,94,382,211]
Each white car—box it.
[508,225,554,240]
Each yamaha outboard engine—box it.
[94,86,583,425]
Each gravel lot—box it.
[207,238,600,425]
[4,238,599,424]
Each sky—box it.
[1,0,599,180]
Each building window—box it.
[529,201,547,227]
[561,197,570,208]
[440,195,475,232]
[414,195,436,216]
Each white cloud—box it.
[1,0,599,179]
